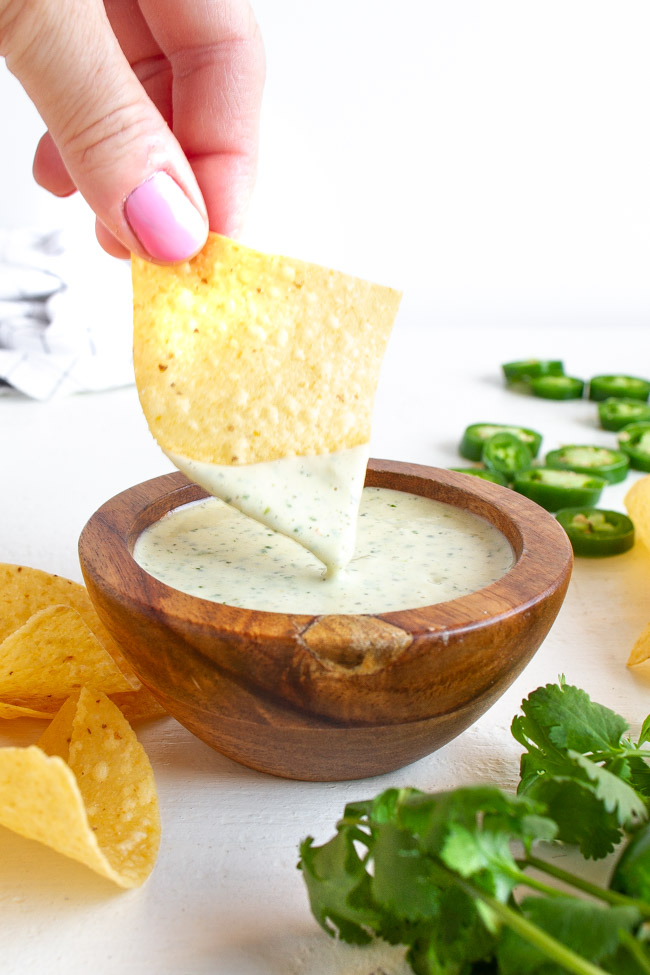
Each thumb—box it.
[1,0,208,262]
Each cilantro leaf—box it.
[298,830,380,944]
[626,754,650,801]
[572,752,648,825]
[638,715,650,749]
[497,897,643,975]
[440,823,526,903]
[611,822,650,902]
[520,774,624,859]
[370,821,443,921]
[403,891,497,975]
[522,683,629,755]
[395,786,556,860]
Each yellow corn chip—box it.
[0,563,139,689]
[0,687,167,724]
[0,688,167,723]
[625,475,650,554]
[628,621,650,669]
[0,702,52,720]
[0,688,160,887]
[132,233,401,465]
[0,605,134,712]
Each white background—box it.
[2,0,650,330]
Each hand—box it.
[0,0,265,262]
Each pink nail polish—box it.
[125,172,207,262]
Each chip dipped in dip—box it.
[132,234,401,575]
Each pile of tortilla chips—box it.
[0,564,164,886]
[0,563,165,720]
[625,477,650,671]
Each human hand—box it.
[0,0,265,262]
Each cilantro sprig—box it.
[513,679,650,858]
[298,681,650,975]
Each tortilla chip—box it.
[132,233,401,465]
[628,621,650,669]
[0,688,160,887]
[0,564,139,687]
[0,690,168,723]
[0,701,52,720]
[625,475,650,554]
[0,605,134,712]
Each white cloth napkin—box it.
[0,228,133,400]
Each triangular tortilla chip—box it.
[0,688,160,887]
[628,621,650,669]
[0,701,52,720]
[132,233,401,465]
[0,605,135,711]
[626,475,650,553]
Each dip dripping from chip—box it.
[132,234,401,575]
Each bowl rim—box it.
[79,459,573,641]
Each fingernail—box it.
[125,172,207,262]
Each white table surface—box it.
[1,321,649,975]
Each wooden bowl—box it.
[78,460,572,781]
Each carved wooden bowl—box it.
[78,460,572,781]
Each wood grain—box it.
[78,461,573,780]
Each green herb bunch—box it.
[299,680,650,975]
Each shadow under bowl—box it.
[78,460,572,781]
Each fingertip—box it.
[95,220,131,259]
[124,172,208,263]
[191,153,256,240]
[33,132,77,198]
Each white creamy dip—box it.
[166,445,369,576]
[133,486,514,615]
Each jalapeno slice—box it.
[618,422,650,472]
[529,375,585,400]
[544,444,629,485]
[513,468,606,512]
[459,423,543,462]
[598,397,650,432]
[555,507,635,557]
[450,467,509,486]
[502,359,564,383]
[589,375,650,403]
[481,432,532,479]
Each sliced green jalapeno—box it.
[598,397,650,432]
[481,432,532,479]
[555,507,635,557]
[618,422,650,472]
[450,468,509,486]
[459,423,543,462]
[529,375,585,400]
[589,375,650,402]
[501,359,564,383]
[544,444,629,485]
[513,468,606,511]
